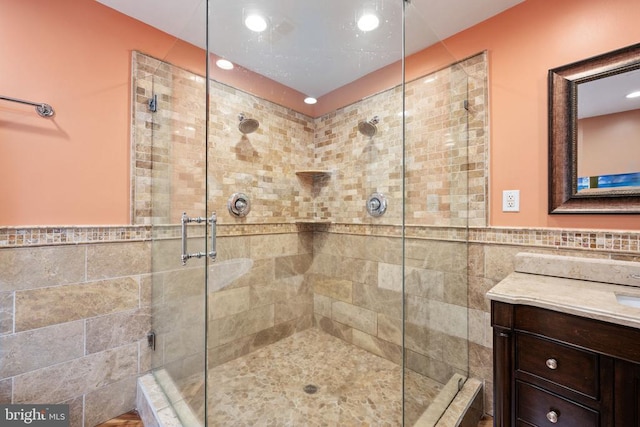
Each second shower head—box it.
[358,116,379,137]
[238,113,260,134]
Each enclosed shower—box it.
[128,0,487,425]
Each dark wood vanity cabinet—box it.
[492,301,640,427]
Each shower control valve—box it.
[366,192,387,217]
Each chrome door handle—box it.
[209,212,217,261]
[181,212,217,265]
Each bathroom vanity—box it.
[487,253,640,427]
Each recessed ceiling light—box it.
[245,14,268,32]
[216,59,234,70]
[357,13,379,32]
[304,97,317,105]
[626,91,640,99]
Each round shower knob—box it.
[227,193,251,217]
[366,192,387,217]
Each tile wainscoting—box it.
[2,223,638,423]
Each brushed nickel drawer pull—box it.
[546,358,558,370]
[546,410,559,423]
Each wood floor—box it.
[98,410,493,426]
[95,411,143,427]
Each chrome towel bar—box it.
[1,95,55,117]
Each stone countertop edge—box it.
[487,272,640,330]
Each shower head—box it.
[358,116,379,138]
[238,113,259,134]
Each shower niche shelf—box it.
[295,170,332,178]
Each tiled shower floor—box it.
[174,328,444,426]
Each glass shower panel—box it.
[136,4,209,424]
[206,0,406,425]
[403,1,477,424]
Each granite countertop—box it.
[486,253,640,329]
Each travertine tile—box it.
[14,277,139,331]
[378,313,402,345]
[310,274,352,302]
[0,292,13,335]
[13,343,138,403]
[0,320,84,377]
[163,267,205,302]
[0,246,85,292]
[483,245,520,281]
[274,294,312,324]
[353,282,402,319]
[352,329,402,364]
[404,322,444,360]
[274,253,313,278]
[331,301,377,335]
[313,293,332,317]
[249,234,304,260]
[61,396,84,427]
[86,309,151,354]
[250,275,307,308]
[315,315,353,342]
[209,287,250,320]
[0,378,11,404]
[378,262,403,292]
[216,304,274,345]
[405,266,445,299]
[84,377,137,427]
[87,241,150,280]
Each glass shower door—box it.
[134,7,210,423]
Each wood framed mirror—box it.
[549,43,640,214]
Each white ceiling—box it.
[96,0,523,97]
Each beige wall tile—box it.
[315,315,353,343]
[353,282,402,319]
[0,378,11,404]
[311,274,352,302]
[378,262,402,292]
[86,309,151,354]
[0,320,84,378]
[404,267,445,299]
[62,396,84,427]
[0,246,85,292]
[274,294,313,324]
[87,241,150,280]
[311,253,377,286]
[313,293,332,317]
[216,304,274,345]
[13,343,138,404]
[275,253,313,278]
[352,329,402,364]
[209,287,251,320]
[15,277,139,331]
[331,301,377,335]
[377,313,402,346]
[0,292,12,335]
[84,377,137,427]
[483,245,521,282]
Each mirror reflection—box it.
[577,67,640,193]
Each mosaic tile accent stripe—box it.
[469,227,640,253]
[2,224,639,254]
[0,226,152,247]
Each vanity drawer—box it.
[517,381,599,427]
[516,333,598,398]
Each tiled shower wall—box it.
[0,232,153,427]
